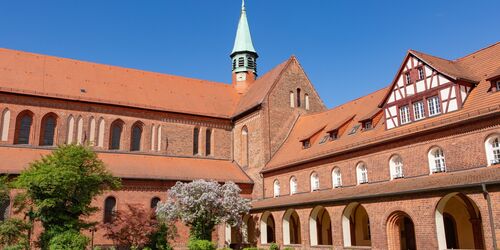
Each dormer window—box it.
[427,96,441,116]
[328,130,338,140]
[399,105,411,125]
[302,139,311,149]
[405,72,412,84]
[418,67,425,80]
[362,120,373,130]
[496,81,500,91]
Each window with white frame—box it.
[418,67,425,80]
[273,180,280,197]
[389,155,404,179]
[485,135,500,166]
[427,96,441,116]
[289,92,295,108]
[399,105,411,124]
[290,176,298,195]
[428,147,446,173]
[413,101,425,120]
[310,172,319,191]
[356,163,368,184]
[405,72,411,84]
[332,168,342,188]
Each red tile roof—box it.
[253,165,500,210]
[264,42,500,173]
[0,146,253,184]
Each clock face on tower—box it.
[236,72,247,81]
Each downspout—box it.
[482,184,497,249]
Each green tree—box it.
[14,144,121,248]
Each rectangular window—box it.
[418,67,425,80]
[427,96,441,116]
[399,105,411,124]
[302,139,311,149]
[413,101,425,120]
[405,72,411,84]
[363,120,373,130]
[193,128,199,155]
[205,129,212,156]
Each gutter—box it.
[482,184,498,249]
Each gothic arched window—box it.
[14,111,34,145]
[296,88,301,107]
[130,122,143,151]
[40,113,57,146]
[110,120,124,150]
[332,167,342,188]
[241,126,249,167]
[310,172,320,191]
[357,163,368,184]
[103,196,116,223]
[193,127,200,155]
[206,128,212,156]
[1,108,11,142]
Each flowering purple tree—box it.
[156,180,250,240]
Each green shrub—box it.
[188,239,216,250]
[242,248,259,250]
[3,244,26,250]
[269,243,279,250]
[48,230,89,250]
[282,248,294,250]
[217,248,232,250]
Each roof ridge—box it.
[0,47,232,87]
[455,41,500,61]
[409,49,454,63]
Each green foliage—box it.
[0,175,9,203]
[269,243,279,250]
[282,247,294,250]
[188,239,216,250]
[217,248,232,250]
[0,218,31,249]
[14,144,121,248]
[4,244,26,250]
[147,222,176,250]
[242,248,264,250]
[48,230,89,250]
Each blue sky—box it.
[1,1,498,108]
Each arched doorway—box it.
[435,193,484,250]
[309,206,332,246]
[283,209,301,245]
[260,212,276,244]
[342,203,371,247]
[243,214,256,245]
[386,211,416,250]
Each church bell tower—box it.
[231,0,258,94]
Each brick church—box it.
[0,1,499,249]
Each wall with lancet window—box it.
[0,93,232,159]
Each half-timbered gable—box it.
[380,51,478,129]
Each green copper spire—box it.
[231,0,257,56]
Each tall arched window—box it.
[305,94,310,110]
[89,117,96,146]
[1,108,10,142]
[310,172,320,191]
[97,118,105,147]
[130,122,143,151]
[290,176,298,195]
[357,163,368,184]
[273,180,280,197]
[76,116,84,145]
[296,88,301,107]
[14,111,33,145]
[151,197,161,209]
[40,113,57,146]
[241,126,249,167]
[110,120,124,150]
[332,167,342,188]
[429,147,446,173]
[66,115,75,144]
[150,124,156,151]
[289,92,295,108]
[206,128,212,156]
[389,155,404,179]
[485,135,500,166]
[193,127,200,155]
[103,196,116,223]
